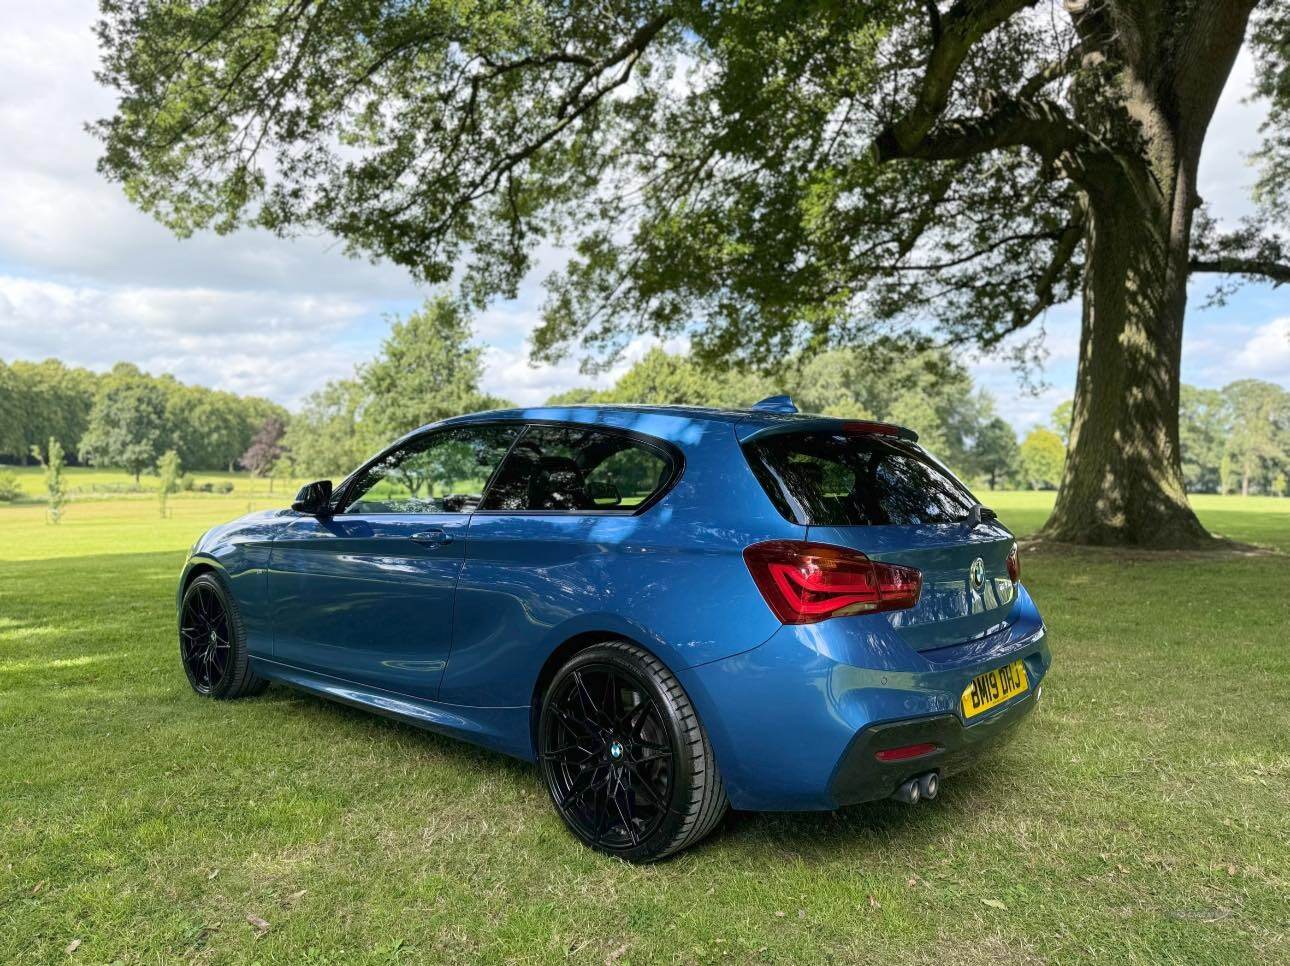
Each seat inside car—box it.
[526,455,593,510]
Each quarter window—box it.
[481,425,675,513]
[341,425,520,514]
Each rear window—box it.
[481,425,677,513]
[742,432,977,526]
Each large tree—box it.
[94,0,1290,546]
[79,364,171,482]
[360,295,509,441]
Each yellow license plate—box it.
[961,659,1029,719]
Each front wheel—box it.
[179,573,268,699]
[538,641,728,862]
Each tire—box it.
[178,572,269,700]
[538,641,728,862]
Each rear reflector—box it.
[875,742,939,762]
[743,540,922,625]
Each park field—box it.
[1,483,1287,963]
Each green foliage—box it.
[156,449,182,518]
[79,365,171,482]
[0,470,21,502]
[1049,400,1073,448]
[0,358,97,464]
[283,297,512,480]
[971,417,1021,490]
[1222,379,1290,496]
[360,295,505,441]
[29,437,68,524]
[281,378,376,482]
[1019,428,1065,490]
[2,357,283,476]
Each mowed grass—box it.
[1,485,1287,963]
[2,465,306,503]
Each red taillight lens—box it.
[1006,543,1020,582]
[743,540,922,625]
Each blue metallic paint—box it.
[180,404,1050,811]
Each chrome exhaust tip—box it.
[918,771,939,800]
[892,777,921,804]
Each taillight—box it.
[1006,543,1020,582]
[743,540,922,625]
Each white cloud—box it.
[1233,317,1290,380]
[0,275,368,403]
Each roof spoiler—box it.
[738,417,919,444]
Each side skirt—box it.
[251,657,535,762]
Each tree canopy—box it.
[93,0,1290,546]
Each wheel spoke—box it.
[572,671,605,727]
[612,773,639,846]
[623,762,666,809]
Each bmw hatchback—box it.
[178,398,1050,861]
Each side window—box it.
[341,425,520,514]
[481,425,674,513]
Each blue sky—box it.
[1,1,1286,433]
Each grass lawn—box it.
[1,484,1287,963]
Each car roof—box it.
[428,403,917,444]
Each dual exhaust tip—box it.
[891,771,939,804]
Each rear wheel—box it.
[538,641,728,862]
[179,573,268,699]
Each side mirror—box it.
[588,480,622,507]
[292,480,333,515]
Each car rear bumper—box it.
[827,684,1040,806]
[675,596,1051,811]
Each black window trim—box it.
[330,418,685,518]
[473,418,685,517]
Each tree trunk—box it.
[1042,0,1254,548]
[1041,165,1210,547]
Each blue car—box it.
[178,397,1050,861]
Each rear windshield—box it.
[742,432,978,526]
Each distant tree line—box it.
[3,296,1285,496]
[0,358,286,478]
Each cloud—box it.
[0,274,370,404]
[1233,317,1290,380]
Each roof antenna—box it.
[751,395,798,414]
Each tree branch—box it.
[875,0,1038,158]
[1188,257,1290,285]
[882,96,1087,167]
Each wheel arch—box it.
[177,557,228,613]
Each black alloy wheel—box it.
[538,641,727,862]
[180,580,232,694]
[178,573,268,700]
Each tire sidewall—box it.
[539,643,697,862]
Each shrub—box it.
[0,471,22,502]
[216,480,235,494]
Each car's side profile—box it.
[178,399,1050,861]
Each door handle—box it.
[410,529,452,547]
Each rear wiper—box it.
[963,503,998,529]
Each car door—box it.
[267,423,521,699]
